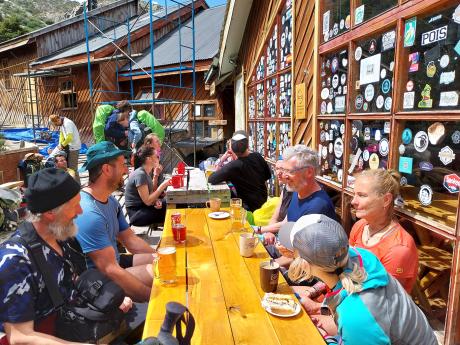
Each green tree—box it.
[0,16,28,42]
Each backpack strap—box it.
[175,308,195,345]
[15,222,65,309]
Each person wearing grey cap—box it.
[208,130,271,211]
[280,214,437,345]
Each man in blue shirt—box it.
[75,141,156,302]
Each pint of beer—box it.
[155,247,177,284]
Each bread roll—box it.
[263,293,297,315]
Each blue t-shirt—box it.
[0,228,76,331]
[75,191,129,268]
[287,190,337,222]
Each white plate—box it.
[208,211,230,220]
[261,296,301,318]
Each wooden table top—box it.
[143,208,325,344]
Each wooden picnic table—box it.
[142,208,325,344]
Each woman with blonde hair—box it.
[281,214,436,345]
[350,168,418,293]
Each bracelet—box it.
[257,226,262,234]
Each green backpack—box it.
[137,110,165,143]
[93,105,115,143]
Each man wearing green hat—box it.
[75,141,156,302]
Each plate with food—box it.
[208,211,230,220]
[261,293,301,317]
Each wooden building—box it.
[214,0,460,343]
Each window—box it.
[1,59,11,90]
[321,0,351,43]
[318,119,345,184]
[319,48,348,115]
[59,79,77,109]
[194,103,216,118]
[354,0,397,26]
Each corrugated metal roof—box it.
[32,4,184,66]
[121,5,225,71]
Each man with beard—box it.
[0,168,90,344]
[75,141,156,302]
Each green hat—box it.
[80,141,130,171]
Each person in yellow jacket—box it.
[49,114,81,183]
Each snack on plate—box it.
[262,293,298,315]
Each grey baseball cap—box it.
[279,214,349,268]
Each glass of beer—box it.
[155,247,177,284]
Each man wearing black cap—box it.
[0,168,90,344]
[208,130,271,211]
[75,141,156,302]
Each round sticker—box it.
[381,79,391,94]
[406,80,414,92]
[369,153,380,170]
[320,130,326,143]
[354,47,362,61]
[337,169,343,183]
[389,61,395,71]
[399,144,405,155]
[400,176,407,186]
[355,95,364,110]
[340,74,347,85]
[321,145,327,159]
[340,19,345,30]
[337,86,342,94]
[364,127,371,140]
[340,123,345,134]
[376,95,384,109]
[384,97,392,111]
[334,137,344,158]
[362,149,370,161]
[321,101,327,114]
[321,88,329,100]
[365,84,375,102]
[379,138,389,156]
[333,23,339,36]
[440,54,450,68]
[328,142,333,153]
[426,61,436,78]
[363,102,369,111]
[332,74,339,89]
[414,131,429,152]
[345,15,351,29]
[331,57,339,73]
[402,128,412,144]
[418,185,433,206]
[452,130,460,144]
[342,58,348,67]
[380,69,386,79]
[327,102,333,114]
[368,39,377,54]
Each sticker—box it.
[345,15,351,29]
[453,5,460,24]
[327,102,333,114]
[355,47,362,61]
[340,74,347,85]
[440,55,450,68]
[428,14,442,23]
[390,61,394,72]
[329,87,334,99]
[367,143,378,153]
[380,69,386,79]
[320,130,326,143]
[399,156,413,174]
[325,132,330,142]
[340,19,345,30]
[358,157,364,170]
[355,5,365,25]
[334,137,344,158]
[375,129,382,141]
[363,102,369,111]
[364,84,375,102]
[362,149,370,161]
[323,11,330,34]
[399,144,405,155]
[376,95,384,109]
[364,127,371,141]
[403,92,415,109]
[408,52,419,72]
[426,61,436,78]
[418,84,433,108]
[439,91,459,107]
[331,57,339,73]
[338,86,342,94]
[350,137,358,154]
[338,169,343,183]
[381,79,391,94]
[359,54,381,85]
[333,23,339,36]
[355,80,361,90]
[324,31,329,42]
[439,146,456,165]
[428,122,446,145]
[421,25,448,46]
[369,153,380,170]
[379,138,389,156]
[381,30,396,51]
[319,121,324,129]
[348,149,362,174]
[342,58,348,67]
[402,128,413,144]
[384,122,391,134]
[343,86,348,94]
[321,88,329,100]
[455,40,460,56]
[443,174,460,193]
[335,96,346,113]
[414,131,429,152]
[452,130,460,144]
[353,95,363,111]
[419,161,433,171]
[418,185,433,206]
[321,145,327,159]
[329,142,333,153]
[335,159,342,167]
[340,123,345,134]
[400,176,408,186]
[440,71,455,85]
[404,17,417,47]
[368,39,377,54]
[332,74,339,88]
[424,45,440,64]
[406,80,414,91]
[384,97,392,111]
[321,101,327,114]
